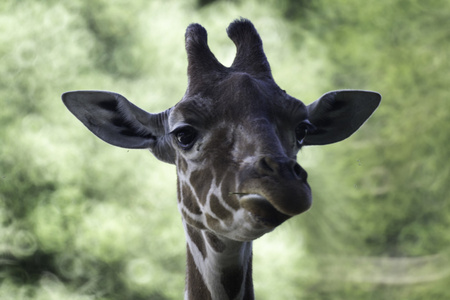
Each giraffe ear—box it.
[303,90,381,146]
[62,90,175,164]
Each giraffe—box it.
[62,19,381,300]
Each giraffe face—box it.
[62,18,380,242]
[169,73,313,241]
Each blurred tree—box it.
[197,0,218,7]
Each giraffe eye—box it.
[295,121,315,146]
[173,126,198,150]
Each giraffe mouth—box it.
[239,194,291,227]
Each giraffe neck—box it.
[183,221,254,300]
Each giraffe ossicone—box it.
[63,18,380,300]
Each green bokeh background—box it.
[1,0,449,299]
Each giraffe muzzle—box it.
[237,156,312,223]
[240,194,291,227]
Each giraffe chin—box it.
[240,194,291,228]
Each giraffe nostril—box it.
[256,157,307,180]
[293,163,302,177]
[258,157,276,175]
[293,162,307,180]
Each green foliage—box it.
[1,0,449,299]
[298,0,450,256]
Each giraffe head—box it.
[63,19,380,242]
